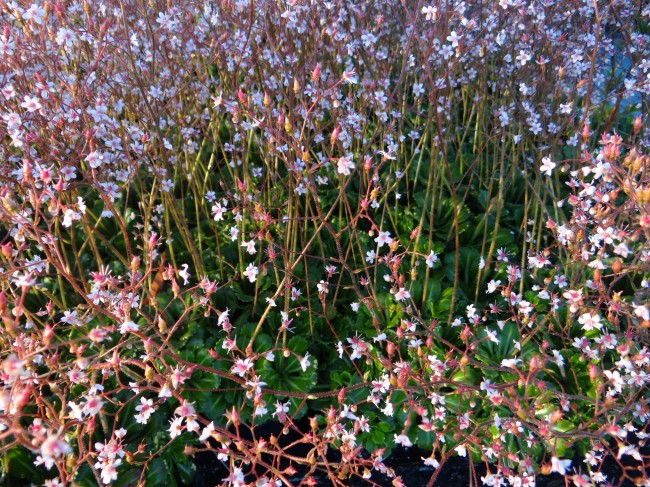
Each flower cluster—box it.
[0,0,648,486]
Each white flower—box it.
[421,5,437,21]
[85,151,104,169]
[161,179,173,192]
[82,394,104,417]
[134,397,156,424]
[39,435,71,470]
[232,358,253,377]
[199,422,215,441]
[223,467,245,486]
[394,434,412,447]
[243,263,258,282]
[633,304,649,321]
[99,459,121,484]
[317,280,328,294]
[394,288,410,302]
[422,455,440,468]
[486,280,500,293]
[178,264,190,285]
[158,383,172,398]
[300,353,311,372]
[342,70,357,84]
[374,231,393,248]
[241,240,256,254]
[425,251,438,268]
[578,312,602,331]
[550,456,571,475]
[22,4,46,24]
[61,208,80,228]
[540,156,556,176]
[446,30,461,48]
[21,95,41,112]
[119,320,138,334]
[218,308,230,327]
[485,329,499,344]
[212,202,227,221]
[168,417,184,438]
[337,156,355,175]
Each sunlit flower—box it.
[243,263,258,282]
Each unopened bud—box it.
[158,315,167,334]
[386,340,395,357]
[529,355,541,370]
[330,126,340,146]
[145,365,154,382]
[43,325,54,345]
[639,215,650,228]
[460,325,471,343]
[15,385,32,411]
[0,243,12,259]
[588,363,598,381]
[4,315,16,336]
[363,156,372,172]
[130,256,140,274]
[237,88,247,105]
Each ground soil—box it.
[189,447,639,486]
[187,418,647,486]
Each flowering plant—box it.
[0,0,649,486]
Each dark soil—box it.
[186,419,647,486]
[189,447,640,487]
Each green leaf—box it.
[5,447,44,482]
[172,457,196,484]
[145,457,177,487]
[113,467,144,487]
[552,419,576,434]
